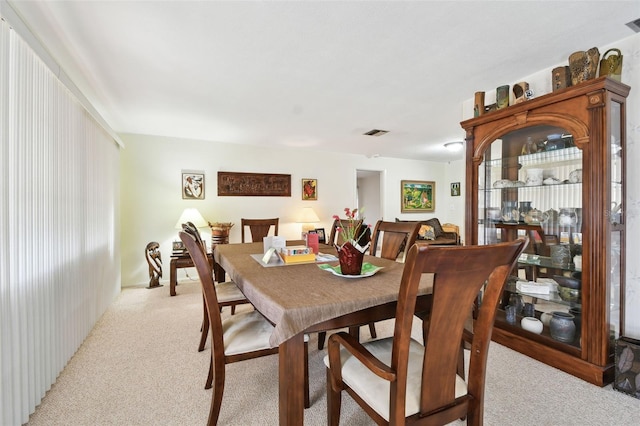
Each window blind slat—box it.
[0,16,120,425]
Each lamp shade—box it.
[175,208,207,229]
[298,207,320,223]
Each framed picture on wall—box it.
[302,178,317,200]
[450,182,461,196]
[182,171,205,200]
[401,180,435,213]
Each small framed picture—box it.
[450,182,461,196]
[302,178,317,200]
[182,171,205,199]
[314,228,326,244]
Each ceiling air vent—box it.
[363,129,389,137]
[626,18,640,33]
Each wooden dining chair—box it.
[181,223,251,355]
[369,220,421,262]
[241,218,279,243]
[180,229,310,425]
[318,220,419,350]
[325,238,527,425]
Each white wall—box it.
[120,134,453,286]
[443,157,466,243]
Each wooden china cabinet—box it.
[461,76,630,386]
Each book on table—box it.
[279,245,315,264]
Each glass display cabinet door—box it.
[477,125,584,350]
[609,99,624,347]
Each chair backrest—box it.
[179,230,225,356]
[328,218,364,247]
[182,222,206,253]
[369,220,421,261]
[388,238,527,424]
[241,218,279,243]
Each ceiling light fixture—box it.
[444,141,464,151]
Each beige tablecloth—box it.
[214,242,433,346]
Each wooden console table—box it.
[169,251,215,296]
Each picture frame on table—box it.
[401,180,435,213]
[182,171,205,199]
[302,178,317,200]
[314,228,326,244]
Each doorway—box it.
[356,169,383,227]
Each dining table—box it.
[213,242,434,425]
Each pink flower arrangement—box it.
[333,207,368,245]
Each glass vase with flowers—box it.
[333,208,370,275]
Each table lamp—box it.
[175,208,207,229]
[174,208,207,252]
[297,207,320,238]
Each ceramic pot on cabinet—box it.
[521,317,543,334]
[550,311,576,343]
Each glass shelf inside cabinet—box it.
[485,146,583,190]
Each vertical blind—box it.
[0,16,121,425]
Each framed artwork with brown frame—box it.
[217,171,291,196]
[182,171,205,200]
[401,180,435,213]
[451,182,461,196]
[302,178,317,200]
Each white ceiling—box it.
[6,1,639,162]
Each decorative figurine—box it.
[474,91,485,117]
[496,85,510,109]
[568,47,600,86]
[552,66,572,91]
[145,241,163,288]
[513,82,532,104]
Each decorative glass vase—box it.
[501,201,519,223]
[336,241,364,275]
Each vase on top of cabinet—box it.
[461,76,630,386]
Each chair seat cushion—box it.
[324,337,467,421]
[223,311,275,355]
[215,280,246,303]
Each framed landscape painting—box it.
[401,180,435,212]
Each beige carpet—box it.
[27,280,640,425]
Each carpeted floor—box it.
[26,280,640,425]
